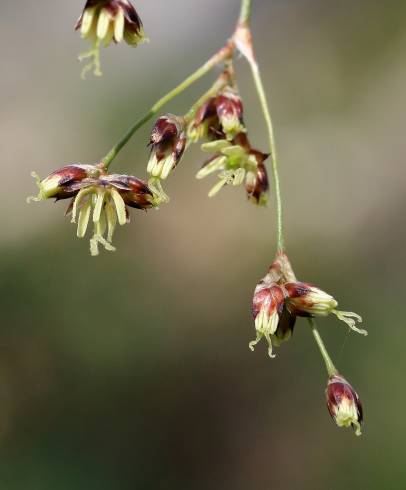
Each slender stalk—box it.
[247,60,284,251]
[239,0,253,25]
[101,44,233,169]
[309,319,338,377]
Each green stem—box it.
[309,318,338,377]
[249,60,284,252]
[101,45,233,169]
[239,0,252,24]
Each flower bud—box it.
[284,282,367,335]
[284,282,338,317]
[326,374,363,436]
[75,0,146,47]
[147,114,187,180]
[28,164,99,202]
[215,88,245,140]
[189,98,220,143]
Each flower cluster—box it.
[28,164,157,256]
[182,82,269,204]
[250,252,367,358]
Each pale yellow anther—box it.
[81,7,96,38]
[114,9,125,43]
[77,200,92,238]
[110,188,127,226]
[97,8,111,41]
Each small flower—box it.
[326,373,363,436]
[250,284,292,358]
[249,253,297,357]
[284,282,368,336]
[147,114,187,180]
[244,151,269,206]
[196,133,269,204]
[28,166,156,256]
[70,173,154,256]
[215,88,245,140]
[75,0,146,77]
[189,88,245,142]
[27,164,101,202]
[188,97,220,143]
[75,0,146,47]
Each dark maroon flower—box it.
[245,150,269,206]
[75,0,146,47]
[147,114,187,180]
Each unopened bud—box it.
[285,282,338,317]
[215,88,245,140]
[326,374,363,436]
[284,282,367,336]
[28,164,99,202]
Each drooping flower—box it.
[196,133,269,204]
[147,114,187,180]
[189,87,245,143]
[75,0,147,77]
[244,151,269,206]
[215,88,245,139]
[28,166,157,256]
[75,0,146,47]
[326,373,363,436]
[249,252,367,358]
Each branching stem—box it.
[101,44,233,169]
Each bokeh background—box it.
[1,0,405,488]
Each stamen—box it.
[114,9,125,43]
[110,188,127,225]
[105,200,117,243]
[71,188,93,224]
[93,189,105,223]
[208,177,228,197]
[77,200,92,238]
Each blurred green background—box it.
[1,0,405,488]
